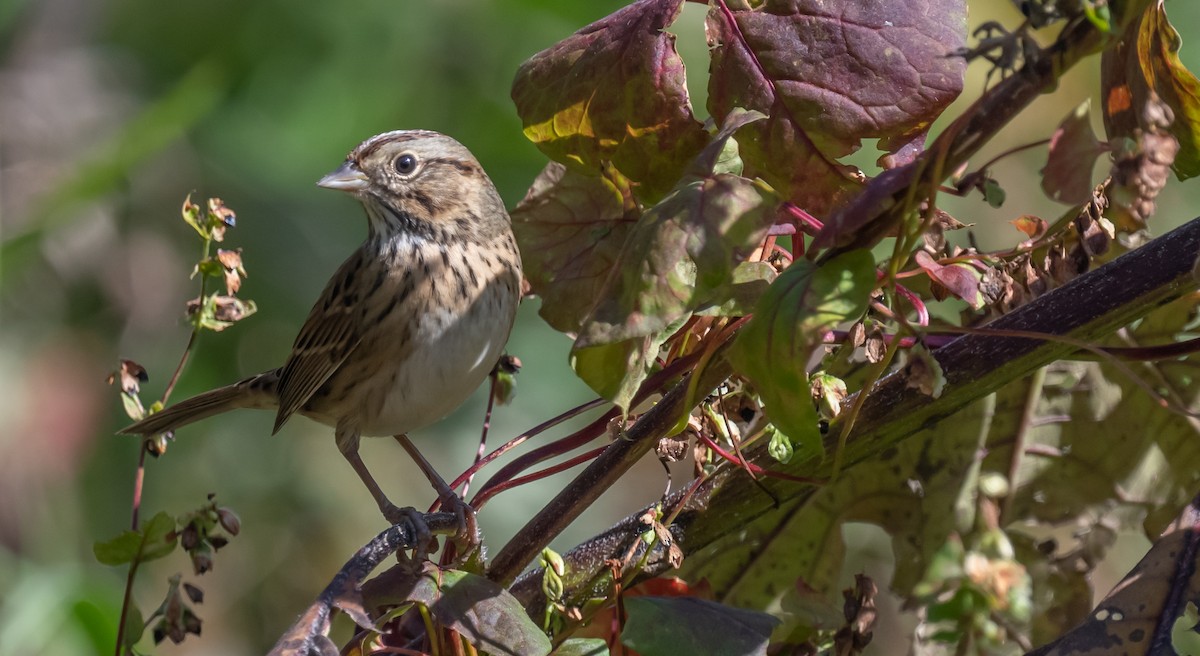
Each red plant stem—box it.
[782,202,824,234]
[448,398,608,499]
[160,329,198,407]
[114,559,141,656]
[771,243,794,261]
[1095,335,1200,361]
[130,449,146,530]
[461,371,500,498]
[473,447,608,508]
[893,282,930,326]
[467,350,705,503]
[468,409,615,508]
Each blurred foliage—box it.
[2,0,1200,654]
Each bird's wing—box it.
[272,249,369,433]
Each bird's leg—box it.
[336,427,433,553]
[394,433,479,550]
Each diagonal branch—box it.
[508,214,1200,612]
[487,352,734,587]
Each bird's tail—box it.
[119,371,279,436]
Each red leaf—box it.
[913,251,983,309]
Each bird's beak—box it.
[317,162,369,192]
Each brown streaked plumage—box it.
[121,130,523,524]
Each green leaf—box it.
[94,511,177,566]
[695,261,778,318]
[554,638,610,656]
[181,195,206,239]
[193,293,257,332]
[195,258,224,279]
[120,391,145,421]
[731,250,875,457]
[621,596,779,656]
[1172,603,1200,656]
[511,0,707,201]
[94,532,142,567]
[982,178,1006,208]
[566,111,779,407]
[121,603,145,650]
[576,174,777,349]
[571,331,671,415]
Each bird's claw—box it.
[438,492,480,556]
[382,503,435,559]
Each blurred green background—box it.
[2,1,1199,654]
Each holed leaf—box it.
[621,596,779,656]
[1102,0,1200,180]
[706,0,966,215]
[731,250,876,456]
[512,0,707,201]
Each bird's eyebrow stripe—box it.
[425,158,476,174]
[350,131,438,160]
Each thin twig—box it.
[1001,367,1045,525]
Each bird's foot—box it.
[382,503,435,560]
[437,491,480,557]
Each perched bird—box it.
[122,130,523,525]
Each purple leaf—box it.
[707,0,966,216]
[511,162,640,334]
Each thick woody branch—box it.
[510,214,1200,611]
[269,513,459,656]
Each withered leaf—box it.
[913,250,985,309]
[1101,0,1200,180]
[108,358,149,395]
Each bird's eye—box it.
[394,153,418,175]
